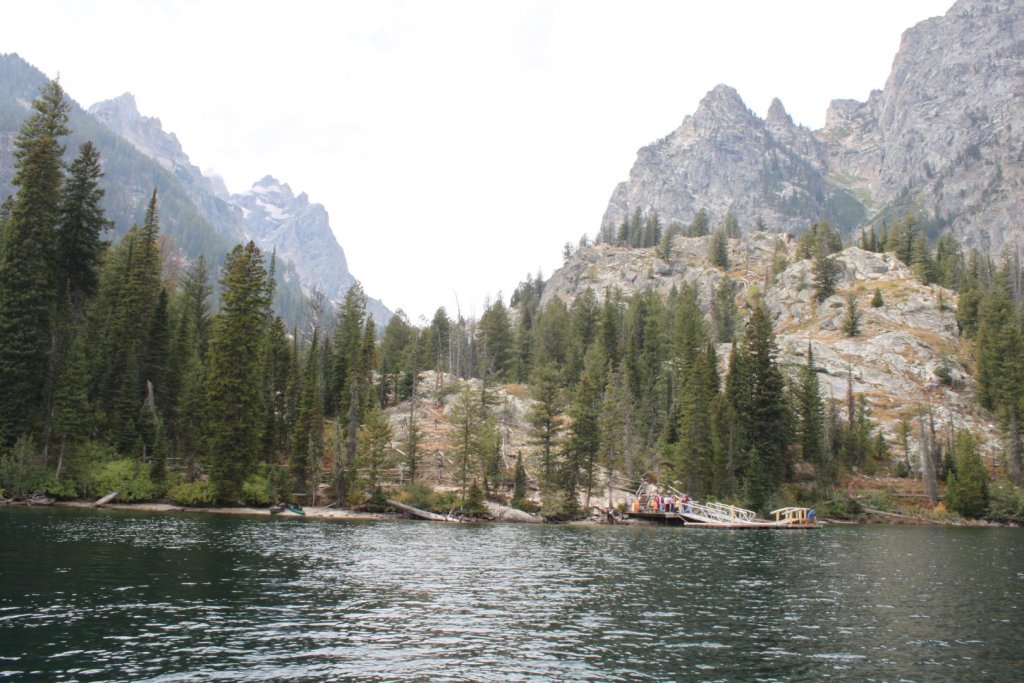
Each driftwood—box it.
[386,499,459,522]
[862,506,914,519]
[93,491,118,507]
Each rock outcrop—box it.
[601,85,847,237]
[603,0,1024,259]
[543,233,998,462]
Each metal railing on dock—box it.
[677,500,757,524]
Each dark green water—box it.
[1,508,1022,682]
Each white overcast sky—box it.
[1,0,952,323]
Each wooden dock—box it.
[623,495,820,529]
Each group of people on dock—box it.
[628,493,691,514]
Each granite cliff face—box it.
[602,85,849,237]
[232,176,355,299]
[603,0,1024,258]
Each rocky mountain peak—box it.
[250,175,292,198]
[697,84,748,114]
[601,84,838,238]
[603,0,1024,259]
[89,93,192,174]
[687,84,759,134]
[765,97,793,129]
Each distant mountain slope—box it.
[602,0,1024,256]
[87,92,391,324]
[0,53,238,263]
[0,53,390,327]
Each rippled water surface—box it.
[2,508,1023,681]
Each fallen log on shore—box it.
[93,491,118,507]
[386,499,460,522]
[862,506,915,520]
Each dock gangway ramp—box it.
[676,500,758,525]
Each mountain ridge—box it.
[86,90,391,324]
[601,0,1024,257]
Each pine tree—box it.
[478,297,514,382]
[812,251,842,303]
[175,348,206,481]
[713,277,738,343]
[292,329,323,495]
[357,405,393,493]
[205,242,271,501]
[563,344,605,511]
[96,192,164,450]
[886,215,919,265]
[527,362,564,492]
[450,384,484,501]
[724,213,741,239]
[734,306,790,505]
[871,288,884,308]
[404,412,423,483]
[512,451,528,502]
[945,430,989,519]
[841,291,862,336]
[688,208,709,238]
[50,331,92,481]
[709,229,729,269]
[327,284,366,417]
[676,341,720,495]
[56,141,112,319]
[0,80,70,443]
[797,342,829,490]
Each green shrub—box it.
[167,480,217,506]
[893,460,911,478]
[945,431,989,519]
[511,496,541,514]
[985,480,1024,524]
[824,497,863,519]
[0,436,70,499]
[871,288,884,308]
[240,463,294,506]
[540,490,573,521]
[400,481,437,510]
[462,484,485,515]
[83,458,160,502]
[430,490,458,514]
[366,487,390,512]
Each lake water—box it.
[1,507,1022,682]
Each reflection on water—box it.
[1,507,1023,681]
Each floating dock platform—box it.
[624,495,820,529]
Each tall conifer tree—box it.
[206,242,271,501]
[0,80,69,443]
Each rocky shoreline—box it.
[2,497,1008,527]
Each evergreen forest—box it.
[2,81,1022,525]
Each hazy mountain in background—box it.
[0,54,391,327]
[602,0,1024,255]
[87,92,391,325]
